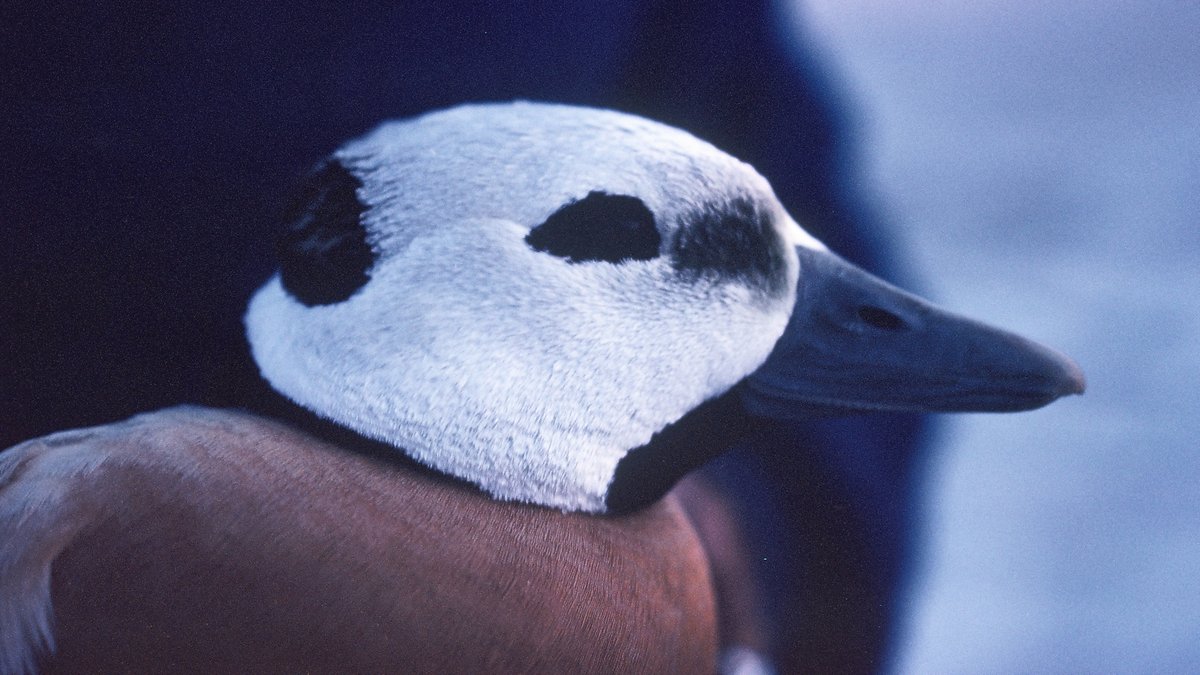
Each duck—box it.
[0,101,1084,674]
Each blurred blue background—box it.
[799,1,1200,671]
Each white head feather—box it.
[246,102,804,512]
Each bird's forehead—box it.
[328,103,796,304]
[336,103,779,234]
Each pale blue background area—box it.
[798,1,1200,671]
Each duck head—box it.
[245,102,1084,514]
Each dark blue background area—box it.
[1,2,929,671]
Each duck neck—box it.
[246,384,482,495]
[604,383,757,515]
[247,377,757,516]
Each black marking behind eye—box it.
[525,191,661,264]
[671,197,789,297]
[278,160,375,306]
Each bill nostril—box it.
[858,305,907,330]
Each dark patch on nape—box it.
[278,160,375,306]
[605,384,756,515]
[670,197,789,297]
[525,191,661,264]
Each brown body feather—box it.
[0,407,717,674]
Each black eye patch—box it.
[278,160,375,306]
[525,192,661,264]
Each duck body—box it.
[2,407,715,674]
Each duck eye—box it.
[525,192,661,264]
[278,160,375,306]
